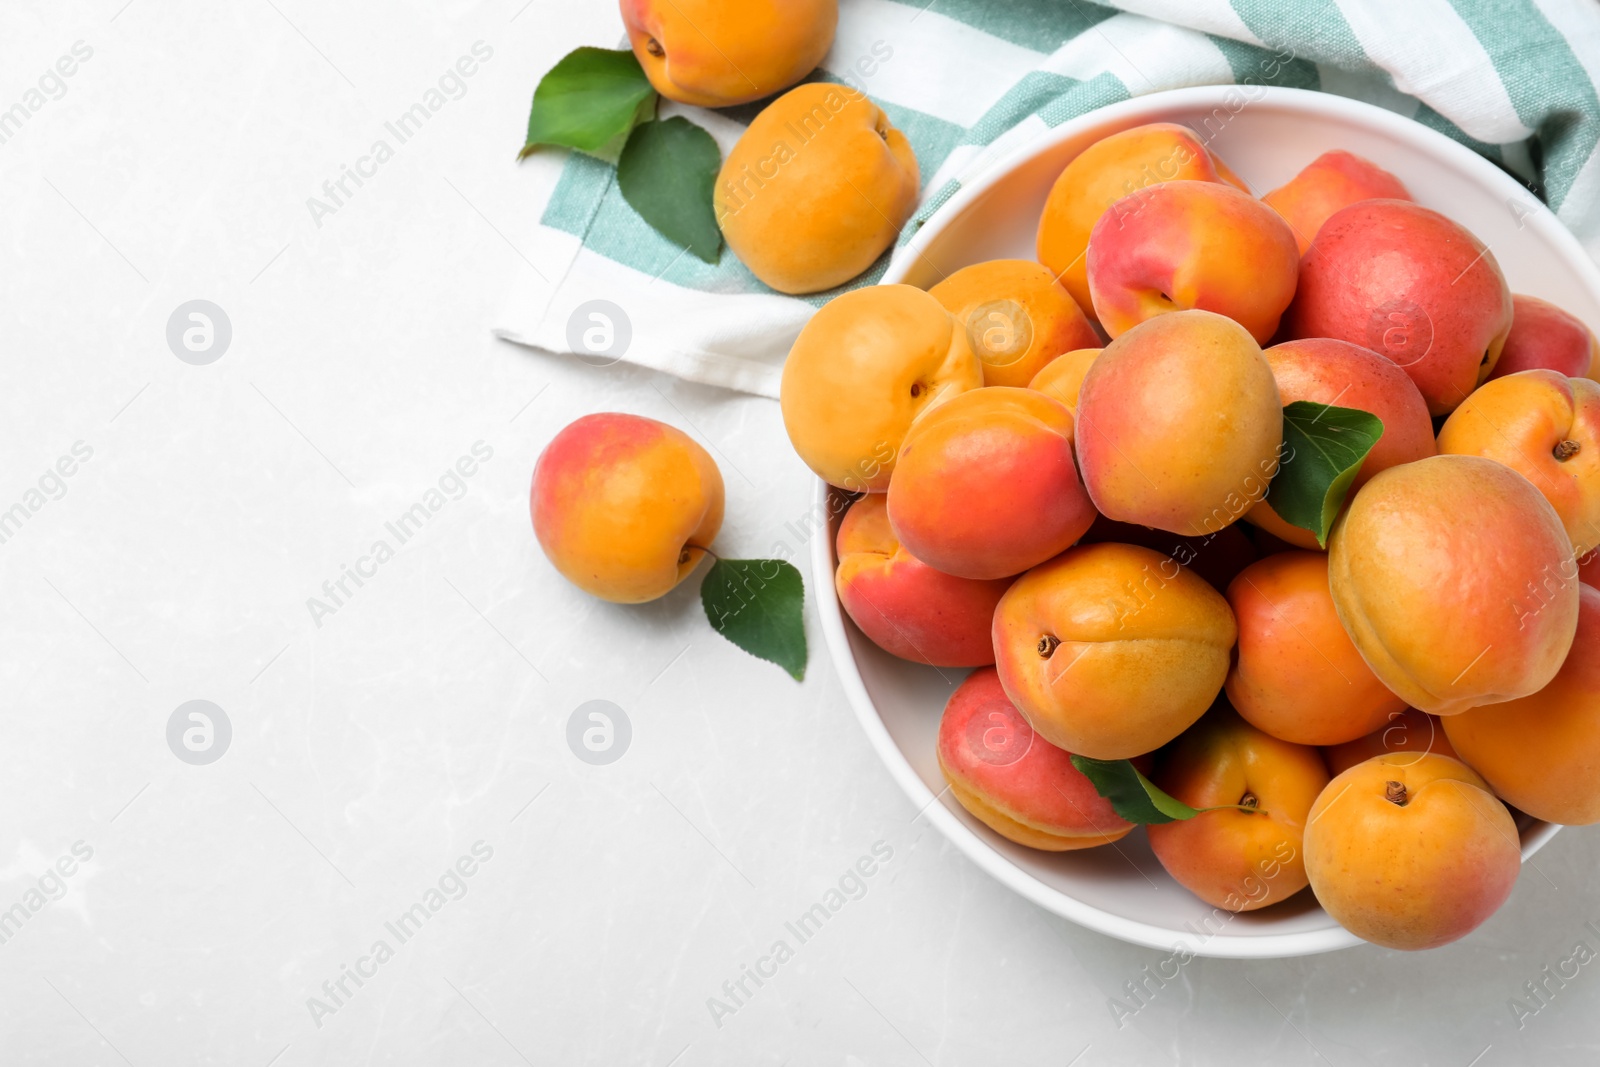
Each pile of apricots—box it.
[784,122,1600,951]
[526,3,1600,952]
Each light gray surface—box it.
[1,1,1597,1063]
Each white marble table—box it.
[2,0,1598,1063]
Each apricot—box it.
[1076,310,1282,537]
[1303,753,1520,950]
[928,260,1099,388]
[1225,552,1406,746]
[1438,369,1600,555]
[1286,199,1513,415]
[834,494,1011,667]
[1583,548,1600,585]
[1328,455,1579,715]
[1036,123,1245,314]
[1262,150,1411,254]
[937,668,1134,850]
[1323,708,1457,777]
[716,84,918,294]
[1086,181,1300,343]
[1079,515,1258,592]
[1491,294,1600,381]
[887,388,1096,580]
[780,284,981,491]
[992,543,1236,760]
[1147,708,1328,911]
[622,0,837,108]
[531,413,723,603]
[1027,348,1099,414]
[1247,338,1438,550]
[1444,584,1600,825]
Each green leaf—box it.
[1069,756,1201,825]
[617,117,723,264]
[1267,400,1386,547]
[520,47,657,160]
[701,559,806,680]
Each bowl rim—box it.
[814,84,1579,959]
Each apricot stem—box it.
[1385,780,1409,807]
[681,543,717,565]
[1555,439,1582,461]
[645,36,664,57]
[1037,634,1061,658]
[1239,791,1258,810]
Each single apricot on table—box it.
[621,0,837,108]
[834,494,1012,668]
[716,83,919,295]
[992,543,1237,760]
[780,284,981,492]
[1147,707,1329,911]
[531,413,724,603]
[1303,753,1520,950]
[1226,552,1406,746]
[928,260,1099,388]
[937,668,1134,851]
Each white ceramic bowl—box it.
[814,86,1600,959]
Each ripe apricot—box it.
[1027,348,1099,414]
[1445,584,1600,824]
[1330,455,1578,715]
[1036,123,1244,314]
[938,668,1134,851]
[992,543,1236,760]
[531,413,723,603]
[928,260,1099,388]
[1076,310,1282,537]
[1490,294,1600,381]
[1303,753,1520,950]
[834,494,1011,668]
[621,0,837,108]
[1246,337,1437,550]
[887,388,1096,580]
[1225,552,1406,746]
[716,84,919,295]
[1148,707,1328,911]
[1286,200,1512,415]
[1086,180,1300,343]
[1322,708,1457,777]
[1262,149,1411,254]
[1438,369,1600,556]
[780,284,981,492]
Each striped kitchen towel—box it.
[498,0,1600,398]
